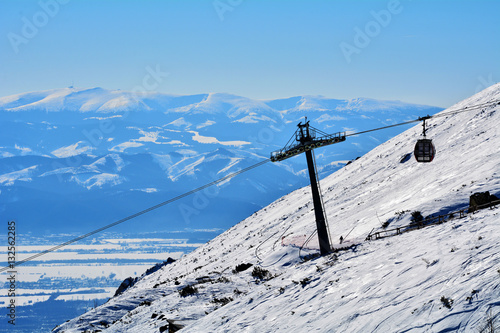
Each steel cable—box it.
[1,159,270,273]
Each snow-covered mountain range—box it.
[53,84,500,332]
[0,87,441,234]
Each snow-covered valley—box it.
[52,84,500,332]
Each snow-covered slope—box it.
[53,85,500,332]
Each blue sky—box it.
[0,0,498,107]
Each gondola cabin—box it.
[414,138,435,163]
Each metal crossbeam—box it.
[270,125,346,162]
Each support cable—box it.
[254,224,292,265]
[431,100,499,119]
[346,99,500,137]
[299,230,318,261]
[346,119,421,137]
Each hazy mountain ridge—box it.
[53,85,500,332]
[0,87,432,115]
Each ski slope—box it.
[54,84,500,332]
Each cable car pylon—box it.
[270,119,346,255]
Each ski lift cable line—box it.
[345,99,500,137]
[0,159,271,273]
[345,119,422,137]
[432,99,500,118]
